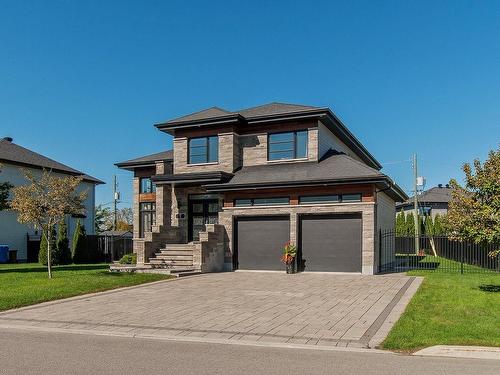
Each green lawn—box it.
[382,270,500,351]
[0,263,172,312]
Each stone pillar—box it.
[132,177,140,239]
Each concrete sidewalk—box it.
[414,346,500,361]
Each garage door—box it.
[300,214,362,272]
[235,216,290,270]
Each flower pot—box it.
[285,260,295,274]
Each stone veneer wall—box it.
[173,133,237,174]
[239,127,319,167]
[218,202,377,275]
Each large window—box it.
[139,202,156,238]
[188,136,219,164]
[234,197,290,207]
[268,130,308,161]
[299,193,362,204]
[140,177,156,194]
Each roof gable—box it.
[0,139,103,184]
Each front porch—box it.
[132,165,230,273]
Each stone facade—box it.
[173,133,238,174]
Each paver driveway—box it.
[0,272,419,348]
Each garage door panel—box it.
[300,214,362,272]
[236,216,289,271]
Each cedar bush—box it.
[56,221,72,265]
[72,220,87,263]
[38,226,57,265]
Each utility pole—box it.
[413,154,419,253]
[113,175,118,231]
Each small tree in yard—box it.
[10,170,86,278]
[39,225,57,265]
[72,220,87,263]
[446,147,500,257]
[56,221,72,265]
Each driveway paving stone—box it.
[0,272,419,348]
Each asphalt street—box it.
[0,328,498,375]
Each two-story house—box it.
[116,103,407,275]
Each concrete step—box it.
[163,244,196,250]
[150,259,194,267]
[153,255,193,261]
[157,250,194,256]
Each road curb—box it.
[413,345,500,360]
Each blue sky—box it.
[1,1,499,208]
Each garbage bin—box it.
[0,245,8,263]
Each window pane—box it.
[208,202,219,213]
[234,199,252,207]
[189,154,207,164]
[208,136,218,162]
[269,132,294,143]
[296,131,308,158]
[192,203,203,213]
[269,141,294,152]
[342,194,362,202]
[299,195,339,204]
[140,178,151,193]
[269,150,294,160]
[253,197,289,206]
[190,138,207,147]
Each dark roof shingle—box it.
[0,138,103,184]
[115,150,173,170]
[160,102,319,125]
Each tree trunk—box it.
[47,229,52,279]
[429,236,438,257]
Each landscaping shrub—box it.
[56,221,72,265]
[72,220,87,263]
[119,253,137,264]
[38,226,57,265]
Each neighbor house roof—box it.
[115,150,173,171]
[398,186,454,207]
[206,150,407,201]
[0,138,104,184]
[154,102,382,170]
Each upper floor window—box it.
[188,136,219,164]
[268,130,308,161]
[140,177,156,194]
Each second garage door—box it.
[300,214,362,272]
[235,216,290,270]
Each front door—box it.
[188,199,219,241]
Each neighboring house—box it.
[0,137,104,262]
[116,103,407,275]
[397,184,453,218]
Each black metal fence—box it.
[379,230,499,274]
[86,235,133,262]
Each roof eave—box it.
[206,176,386,192]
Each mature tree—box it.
[56,221,72,265]
[0,164,13,211]
[10,170,86,278]
[95,206,133,232]
[95,204,112,233]
[446,147,500,256]
[72,220,87,263]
